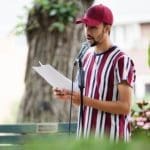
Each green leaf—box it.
[49,22,65,32]
[15,0,79,33]
[59,7,67,14]
[49,9,57,16]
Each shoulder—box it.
[113,47,134,64]
[82,47,94,61]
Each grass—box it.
[21,133,150,150]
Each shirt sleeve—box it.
[115,55,136,88]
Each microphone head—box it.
[74,41,91,66]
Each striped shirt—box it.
[76,46,136,141]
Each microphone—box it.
[74,41,90,66]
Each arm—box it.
[79,55,135,115]
[53,81,133,115]
[83,82,132,115]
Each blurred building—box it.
[111,9,150,99]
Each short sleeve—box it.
[115,55,136,87]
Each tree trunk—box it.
[17,0,93,122]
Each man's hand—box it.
[53,88,81,105]
[53,88,69,101]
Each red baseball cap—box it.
[76,4,113,26]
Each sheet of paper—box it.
[32,64,72,90]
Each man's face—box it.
[84,23,105,47]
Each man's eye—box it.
[91,26,97,29]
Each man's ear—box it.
[105,25,111,33]
[104,25,111,35]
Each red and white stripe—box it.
[76,46,136,141]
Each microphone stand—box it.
[71,41,90,136]
[78,58,85,136]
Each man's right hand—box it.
[53,87,70,101]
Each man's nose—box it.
[85,26,91,35]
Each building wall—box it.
[111,22,150,99]
[140,23,150,41]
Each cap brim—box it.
[75,17,101,26]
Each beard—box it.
[87,37,98,47]
[87,30,105,47]
[88,36,103,47]
[90,40,98,47]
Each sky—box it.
[0,0,149,123]
[0,0,150,36]
[95,0,150,24]
[0,0,32,37]
[0,0,32,123]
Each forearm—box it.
[53,87,131,115]
[84,96,131,115]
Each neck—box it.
[95,38,113,53]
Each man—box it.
[53,4,136,142]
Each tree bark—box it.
[17,0,93,122]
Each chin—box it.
[87,39,96,47]
[91,41,97,47]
